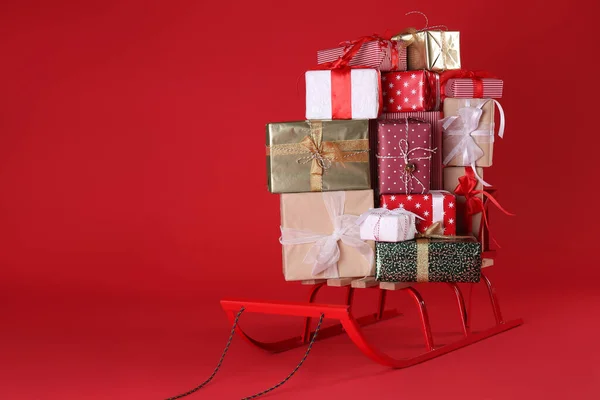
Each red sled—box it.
[220,250,522,369]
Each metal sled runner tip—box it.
[220,299,402,353]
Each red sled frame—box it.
[220,252,522,369]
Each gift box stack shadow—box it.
[266,26,510,284]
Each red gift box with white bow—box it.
[380,191,457,235]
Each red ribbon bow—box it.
[454,167,514,246]
[311,35,386,119]
[440,70,497,99]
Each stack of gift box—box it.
[266,23,511,284]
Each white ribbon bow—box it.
[279,191,373,277]
[441,99,505,187]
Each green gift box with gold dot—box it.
[375,237,481,283]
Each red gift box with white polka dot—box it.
[381,70,439,112]
[380,191,457,235]
[377,119,434,194]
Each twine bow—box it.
[376,119,436,194]
[296,133,345,179]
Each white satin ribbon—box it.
[431,190,446,224]
[279,191,373,277]
[441,99,505,187]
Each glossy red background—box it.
[1,0,599,398]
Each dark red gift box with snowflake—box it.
[377,119,434,195]
[380,191,457,235]
[381,70,440,112]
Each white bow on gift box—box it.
[355,207,424,242]
[441,99,505,186]
[279,191,373,277]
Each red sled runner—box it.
[220,256,522,369]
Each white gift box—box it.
[305,69,381,120]
[356,208,420,242]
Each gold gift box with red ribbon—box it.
[266,120,372,193]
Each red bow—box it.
[454,167,514,246]
[311,35,385,119]
[320,34,394,70]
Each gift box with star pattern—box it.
[376,119,434,195]
[380,191,457,235]
[382,70,440,113]
[375,237,481,283]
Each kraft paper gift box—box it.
[279,190,375,281]
[379,111,443,190]
[380,191,457,235]
[376,237,481,283]
[442,98,505,168]
[377,119,434,195]
[266,120,371,193]
[392,30,461,72]
[305,68,381,120]
[317,38,408,71]
[443,166,484,237]
[356,208,419,242]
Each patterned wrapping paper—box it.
[443,98,496,167]
[280,190,375,281]
[377,119,433,195]
[443,166,484,236]
[266,120,371,193]
[380,191,457,235]
[317,39,408,71]
[381,70,440,112]
[379,111,443,190]
[444,78,503,98]
[305,69,381,120]
[375,237,481,283]
[392,31,461,71]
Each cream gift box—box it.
[279,190,375,281]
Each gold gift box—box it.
[443,98,495,167]
[393,30,461,71]
[280,190,375,281]
[443,166,484,237]
[266,120,371,193]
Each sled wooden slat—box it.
[327,278,354,287]
[301,279,327,285]
[351,277,378,288]
[380,282,412,291]
[482,258,494,268]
